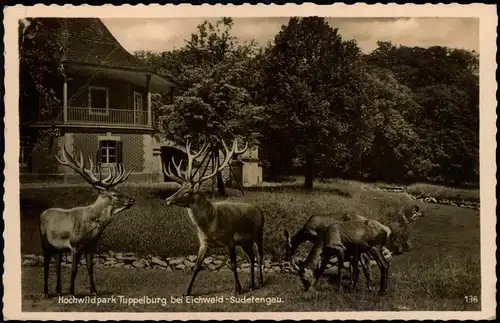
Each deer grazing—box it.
[163,137,265,296]
[297,219,392,295]
[40,144,134,298]
[284,213,373,288]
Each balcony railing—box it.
[34,106,150,127]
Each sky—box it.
[102,17,479,55]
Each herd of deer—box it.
[39,136,422,299]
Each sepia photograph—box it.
[3,3,497,320]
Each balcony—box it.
[33,106,152,129]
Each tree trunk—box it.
[269,152,278,181]
[213,149,227,197]
[217,171,226,197]
[304,152,316,191]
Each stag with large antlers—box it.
[163,137,265,296]
[40,144,135,298]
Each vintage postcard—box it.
[3,3,497,320]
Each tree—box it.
[258,17,364,190]
[366,42,479,184]
[138,18,264,195]
[19,18,66,164]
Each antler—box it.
[162,157,186,184]
[162,140,209,183]
[185,140,210,181]
[196,138,247,183]
[162,137,248,184]
[56,144,132,189]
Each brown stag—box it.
[284,213,373,289]
[40,144,134,298]
[298,219,392,295]
[163,137,265,296]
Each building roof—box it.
[36,18,178,86]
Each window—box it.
[89,86,109,115]
[98,139,122,164]
[134,92,143,111]
[133,92,143,124]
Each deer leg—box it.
[369,247,388,295]
[336,251,345,290]
[185,244,208,296]
[55,251,63,295]
[43,247,52,298]
[242,244,256,290]
[228,246,243,294]
[69,251,82,296]
[85,252,97,295]
[359,253,373,290]
[350,250,361,291]
[257,233,264,287]
[313,250,331,288]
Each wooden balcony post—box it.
[146,74,152,127]
[63,71,68,124]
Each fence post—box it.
[63,72,68,124]
[146,74,152,127]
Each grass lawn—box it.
[20,180,481,311]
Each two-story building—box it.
[20,17,262,187]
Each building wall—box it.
[24,133,262,186]
[242,161,263,187]
[72,132,145,172]
[68,75,147,111]
[24,131,156,183]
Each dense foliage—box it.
[136,19,265,194]
[135,18,263,146]
[135,17,479,188]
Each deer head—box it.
[297,259,316,292]
[163,137,247,207]
[56,144,135,214]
